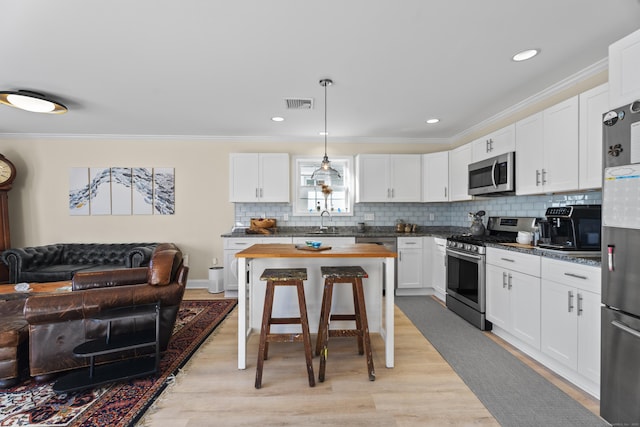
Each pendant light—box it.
[311,78,341,179]
[0,90,67,114]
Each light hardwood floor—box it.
[139,290,599,426]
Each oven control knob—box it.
[465,244,472,251]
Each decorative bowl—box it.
[306,240,322,249]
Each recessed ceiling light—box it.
[271,116,284,122]
[512,49,540,62]
[426,118,440,124]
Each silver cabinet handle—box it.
[577,293,583,316]
[260,188,263,197]
[568,290,574,312]
[507,273,512,290]
[564,272,588,280]
[444,187,447,198]
[486,139,490,153]
[535,170,541,186]
[405,242,417,245]
[541,168,547,185]
[255,188,259,198]
[502,272,508,288]
[500,257,515,263]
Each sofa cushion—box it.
[21,264,99,282]
[148,249,182,286]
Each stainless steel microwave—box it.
[468,151,515,196]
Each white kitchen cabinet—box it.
[579,83,609,190]
[223,237,292,292]
[609,28,640,108]
[516,96,579,195]
[356,154,422,202]
[448,143,473,201]
[471,124,516,162]
[431,237,447,301]
[486,248,541,350]
[422,152,449,202]
[540,257,601,387]
[396,237,424,294]
[229,153,290,202]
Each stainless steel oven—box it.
[445,216,539,330]
[445,243,490,330]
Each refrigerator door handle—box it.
[608,245,615,272]
[612,320,640,340]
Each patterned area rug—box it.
[0,299,236,427]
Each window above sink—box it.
[292,156,354,217]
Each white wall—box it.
[0,138,447,280]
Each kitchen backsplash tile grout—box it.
[234,191,602,228]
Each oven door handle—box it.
[446,248,484,262]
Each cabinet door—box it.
[542,96,579,193]
[609,28,640,108]
[431,238,447,301]
[356,155,390,202]
[229,153,260,202]
[579,83,609,190]
[422,152,449,202]
[486,265,511,329]
[223,250,241,291]
[541,280,578,370]
[259,154,290,202]
[515,112,544,195]
[448,143,473,201]
[577,289,601,384]
[510,270,541,349]
[472,124,515,162]
[389,155,421,202]
[398,248,423,289]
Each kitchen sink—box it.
[307,229,339,235]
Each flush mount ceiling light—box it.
[426,118,440,124]
[512,49,540,62]
[311,78,341,179]
[271,116,284,122]
[0,90,67,114]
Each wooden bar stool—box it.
[315,266,375,382]
[255,268,315,389]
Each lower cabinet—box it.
[486,249,541,350]
[540,258,601,388]
[431,237,447,301]
[223,237,292,292]
[396,236,425,295]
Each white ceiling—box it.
[2,0,640,144]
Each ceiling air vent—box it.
[285,98,314,109]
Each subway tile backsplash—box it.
[234,191,601,229]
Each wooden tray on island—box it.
[295,245,332,252]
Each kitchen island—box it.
[235,243,397,370]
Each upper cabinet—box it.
[471,124,516,162]
[609,28,640,108]
[356,154,422,202]
[579,83,609,190]
[229,153,290,202]
[516,96,579,195]
[422,152,449,202]
[448,143,473,201]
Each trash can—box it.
[208,267,224,294]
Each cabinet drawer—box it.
[223,238,261,250]
[486,247,540,277]
[398,237,422,249]
[541,257,600,293]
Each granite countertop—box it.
[221,226,601,267]
[221,226,465,239]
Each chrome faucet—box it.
[320,210,331,230]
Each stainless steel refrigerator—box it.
[601,100,640,424]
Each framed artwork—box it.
[132,167,153,215]
[90,167,111,215]
[69,168,90,216]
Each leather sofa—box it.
[22,243,187,381]
[0,294,29,388]
[1,242,157,284]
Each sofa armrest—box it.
[128,245,156,267]
[1,245,64,283]
[72,267,149,291]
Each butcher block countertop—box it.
[235,243,397,258]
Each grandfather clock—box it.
[0,154,16,283]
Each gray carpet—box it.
[395,296,609,427]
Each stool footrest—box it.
[329,314,357,321]
[266,333,306,343]
[269,317,302,325]
[329,330,362,338]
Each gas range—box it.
[446,216,541,255]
